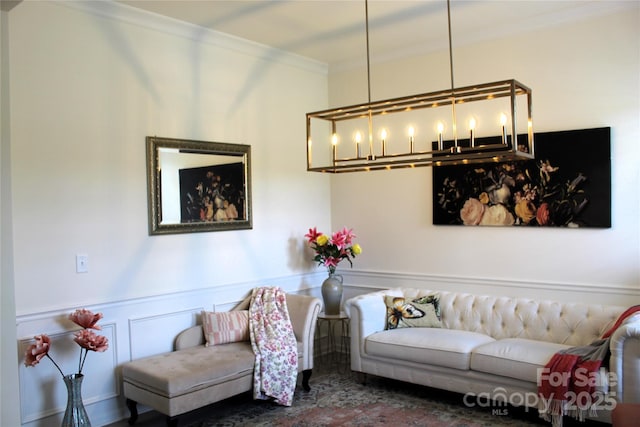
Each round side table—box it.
[315,311,350,373]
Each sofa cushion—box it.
[470,338,572,382]
[385,294,442,329]
[202,310,249,346]
[365,328,495,370]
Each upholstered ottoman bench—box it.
[122,293,321,426]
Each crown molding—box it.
[0,1,20,12]
[54,0,328,75]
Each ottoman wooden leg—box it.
[302,369,312,391]
[125,398,138,425]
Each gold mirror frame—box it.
[146,136,252,235]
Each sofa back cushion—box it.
[382,288,626,346]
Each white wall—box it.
[9,0,330,315]
[6,1,640,425]
[6,1,330,425]
[329,6,640,305]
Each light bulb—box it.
[408,126,415,152]
[469,118,476,148]
[500,114,508,145]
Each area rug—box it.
[180,368,573,427]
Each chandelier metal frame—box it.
[305,0,534,173]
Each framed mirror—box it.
[146,136,252,235]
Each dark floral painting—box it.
[433,127,611,228]
[179,163,246,223]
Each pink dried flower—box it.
[23,308,108,378]
[24,334,51,367]
[69,309,103,330]
[74,329,109,353]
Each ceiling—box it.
[117,0,631,69]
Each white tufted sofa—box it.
[346,288,640,423]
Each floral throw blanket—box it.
[249,286,299,406]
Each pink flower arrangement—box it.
[305,227,362,275]
[24,309,109,377]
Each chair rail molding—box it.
[339,270,640,307]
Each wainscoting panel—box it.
[214,299,247,312]
[129,308,201,360]
[15,274,316,426]
[18,323,118,424]
[15,271,636,426]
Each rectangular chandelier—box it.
[306,79,534,173]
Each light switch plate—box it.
[76,254,89,273]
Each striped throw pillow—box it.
[201,310,250,346]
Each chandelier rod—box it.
[446,0,459,146]
[365,0,372,104]
[447,0,455,91]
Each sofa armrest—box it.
[174,325,205,351]
[345,291,390,372]
[610,314,640,403]
[286,293,322,371]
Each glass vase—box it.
[321,273,343,315]
[62,374,91,427]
